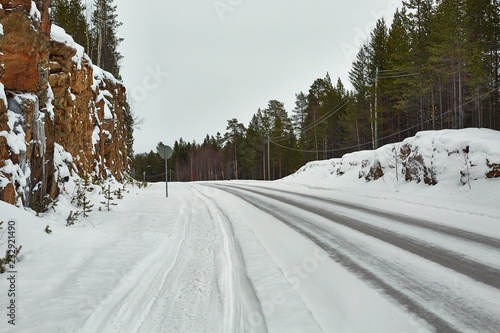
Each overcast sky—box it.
[115,0,404,154]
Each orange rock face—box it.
[0,1,50,93]
[0,0,130,210]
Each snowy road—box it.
[2,181,499,333]
[76,185,263,333]
[206,182,500,333]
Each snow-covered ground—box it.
[1,129,499,332]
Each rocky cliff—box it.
[0,0,130,211]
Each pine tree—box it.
[91,0,123,78]
[367,19,389,149]
[73,178,94,217]
[51,0,89,50]
[304,76,333,160]
[348,44,372,148]
[403,0,435,131]
[101,185,117,211]
[291,92,308,136]
[224,119,246,179]
[463,0,500,128]
[384,8,413,138]
[338,92,363,150]
[430,0,468,129]
[124,101,135,157]
[66,211,81,226]
[246,109,269,180]
[266,100,295,179]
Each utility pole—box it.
[234,144,238,180]
[458,67,464,128]
[165,148,168,197]
[374,67,379,149]
[267,134,271,181]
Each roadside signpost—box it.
[157,144,173,197]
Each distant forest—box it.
[58,1,498,182]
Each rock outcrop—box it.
[0,0,130,210]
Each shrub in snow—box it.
[66,211,81,226]
[113,188,124,199]
[100,185,117,211]
[137,181,148,188]
[92,175,105,187]
[72,178,94,217]
[0,244,22,274]
[48,199,59,212]
[459,146,472,189]
[358,159,370,179]
[383,143,404,181]
[0,251,10,274]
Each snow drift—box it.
[284,128,500,188]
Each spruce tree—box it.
[348,45,372,149]
[403,0,435,131]
[266,100,295,179]
[51,0,89,50]
[224,119,246,179]
[291,92,308,136]
[73,178,94,217]
[430,0,468,129]
[101,185,117,211]
[91,0,123,78]
[463,0,499,128]
[367,19,389,148]
[385,9,413,137]
[246,110,269,180]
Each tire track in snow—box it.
[76,200,191,333]
[220,184,500,289]
[210,184,500,333]
[192,186,268,333]
[133,186,231,332]
[78,185,262,332]
[234,183,500,250]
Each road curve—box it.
[206,183,500,333]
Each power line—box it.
[378,72,420,79]
[271,97,349,142]
[269,84,500,155]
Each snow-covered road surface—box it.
[1,181,499,333]
[207,182,500,333]
[76,185,264,333]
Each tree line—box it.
[134,0,500,182]
[51,0,123,79]
[51,0,135,157]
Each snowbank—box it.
[284,128,500,189]
[50,24,89,70]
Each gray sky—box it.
[115,0,404,154]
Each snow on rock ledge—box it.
[285,129,500,188]
[0,2,129,210]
